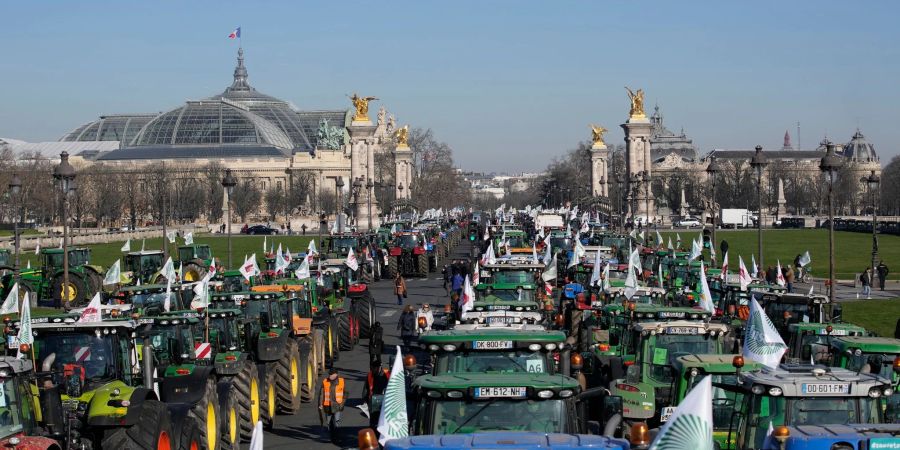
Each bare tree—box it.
[231,179,262,222]
[880,155,900,216]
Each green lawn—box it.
[841,299,900,338]
[656,229,898,280]
[0,229,41,237]
[15,234,320,270]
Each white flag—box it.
[738,256,752,291]
[472,261,481,287]
[751,254,759,279]
[481,244,496,266]
[656,230,664,246]
[798,251,811,267]
[166,230,177,244]
[294,255,311,280]
[239,254,260,281]
[34,243,40,255]
[676,233,682,247]
[776,260,786,287]
[629,229,637,239]
[184,232,194,245]
[16,298,32,359]
[78,293,102,323]
[698,262,715,313]
[307,239,318,256]
[26,260,30,270]
[743,298,788,370]
[249,420,264,450]
[531,242,540,264]
[628,247,642,276]
[624,264,638,300]
[191,272,214,309]
[542,242,552,264]
[0,283,19,315]
[541,254,558,283]
[274,244,288,274]
[460,275,475,320]
[161,257,176,281]
[722,251,729,274]
[164,277,172,312]
[689,238,703,261]
[263,236,267,252]
[568,237,586,269]
[345,247,359,271]
[667,237,674,250]
[377,346,410,445]
[103,260,122,286]
[121,239,131,252]
[589,246,603,287]
[649,376,714,450]
[602,263,611,292]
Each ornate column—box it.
[394,125,413,201]
[589,125,609,197]
[621,87,655,220]
[347,93,380,228]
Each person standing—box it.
[398,305,417,350]
[368,321,384,364]
[441,264,451,296]
[417,304,435,331]
[317,368,346,444]
[785,265,795,293]
[362,360,390,428]
[451,271,464,298]
[394,273,407,305]
[876,262,889,291]
[860,267,872,299]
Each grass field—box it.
[0,229,40,237]
[842,299,900,337]
[656,229,899,280]
[14,234,319,270]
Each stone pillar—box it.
[347,120,379,229]
[621,116,654,220]
[590,141,609,197]
[394,141,413,200]
[776,178,787,217]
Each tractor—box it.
[312,262,360,353]
[178,244,217,282]
[123,250,166,285]
[0,356,63,449]
[12,248,104,308]
[0,249,12,277]
[321,234,376,284]
[386,231,430,278]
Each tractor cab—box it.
[123,250,165,285]
[609,320,730,424]
[760,293,839,340]
[203,309,251,375]
[828,336,900,422]
[177,244,212,263]
[143,315,205,375]
[210,291,289,363]
[410,373,583,435]
[418,326,568,377]
[718,364,897,450]
[467,272,543,327]
[785,322,867,364]
[321,234,363,259]
[110,284,188,315]
[0,357,56,448]
[386,231,429,278]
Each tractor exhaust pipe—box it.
[142,337,155,390]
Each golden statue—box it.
[395,125,409,146]
[625,87,645,118]
[349,93,378,122]
[590,124,607,147]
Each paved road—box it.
[263,241,471,449]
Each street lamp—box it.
[819,142,843,304]
[221,169,237,268]
[52,151,77,309]
[616,174,624,232]
[335,176,345,233]
[8,174,22,284]
[749,145,768,275]
[706,157,724,265]
[352,178,363,227]
[366,179,375,231]
[642,171,651,233]
[284,167,293,218]
[865,170,880,289]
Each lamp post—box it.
[52,151,77,309]
[865,170,880,288]
[221,169,237,269]
[750,145,768,274]
[335,176,345,233]
[366,179,375,231]
[284,168,294,218]
[642,171,651,231]
[616,174,624,232]
[819,142,843,304]
[352,178,363,227]
[8,174,22,284]
[706,157,724,265]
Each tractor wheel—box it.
[326,316,340,365]
[219,387,240,450]
[83,267,103,294]
[337,311,354,351]
[313,328,326,373]
[275,339,301,414]
[183,262,207,283]
[234,360,260,441]
[261,366,277,431]
[298,336,316,403]
[17,283,36,309]
[417,255,429,278]
[352,292,376,339]
[50,272,88,308]
[101,400,174,450]
[188,378,221,450]
[388,256,399,279]
[177,415,203,450]
[361,267,374,285]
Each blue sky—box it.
[1,1,897,172]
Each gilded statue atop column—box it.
[590,124,607,147]
[625,87,645,119]
[395,125,409,147]
[349,93,378,122]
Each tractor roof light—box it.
[446,390,463,399]
[544,343,557,351]
[570,353,584,370]
[558,389,574,398]
[768,387,783,396]
[893,356,900,375]
[358,428,379,450]
[773,426,790,443]
[442,344,457,352]
[629,422,650,448]
[403,354,417,370]
[733,355,745,369]
[426,390,441,398]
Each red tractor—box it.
[386,232,429,279]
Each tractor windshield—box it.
[548,237,570,251]
[395,235,421,249]
[36,332,120,383]
[647,333,718,384]
[428,398,568,434]
[130,292,178,313]
[0,376,34,439]
[476,289,534,303]
[148,327,195,363]
[437,350,550,375]
[492,270,532,285]
[209,317,239,351]
[506,235,527,248]
[195,246,211,260]
[331,238,358,252]
[687,374,745,434]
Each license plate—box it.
[472,340,513,350]
[474,387,527,398]
[490,305,510,310]
[660,406,676,422]
[6,336,17,350]
[665,327,698,335]
[822,328,848,336]
[659,312,685,318]
[869,438,900,450]
[487,317,516,325]
[801,383,849,395]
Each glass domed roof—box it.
[61,114,157,142]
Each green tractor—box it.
[14,248,104,308]
[784,322,867,364]
[108,283,189,315]
[123,250,166,285]
[0,356,68,449]
[178,244,217,282]
[828,336,900,422]
[0,249,12,276]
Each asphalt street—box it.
[262,241,472,449]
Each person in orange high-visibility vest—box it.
[317,368,346,443]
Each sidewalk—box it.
[794,279,899,302]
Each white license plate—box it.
[665,327,698,335]
[487,317,516,325]
[822,329,848,336]
[474,387,527,398]
[472,340,513,350]
[490,305,510,310]
[658,312,685,318]
[6,336,18,350]
[801,383,850,395]
[660,406,676,422]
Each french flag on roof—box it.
[228,27,241,39]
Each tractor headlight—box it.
[544,343,557,351]
[883,387,894,397]
[442,344,457,352]
[537,390,553,399]
[868,388,882,398]
[529,344,541,351]
[558,389,574,398]
[751,385,765,395]
[768,387,783,396]
[429,345,440,351]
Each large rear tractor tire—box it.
[101,400,174,450]
[260,366,277,431]
[50,272,88,308]
[176,415,203,450]
[275,339,302,414]
[388,256,399,280]
[188,378,221,450]
[299,336,317,403]
[352,292,376,339]
[234,360,261,441]
[83,267,103,294]
[417,254,429,278]
[337,311,354,351]
[326,316,340,365]
[218,386,240,450]
[313,328,326,373]
[183,262,207,283]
